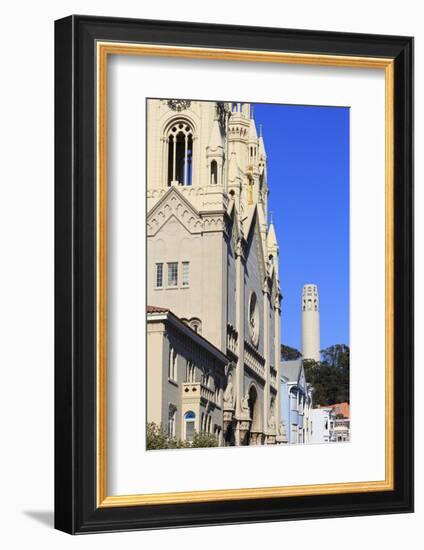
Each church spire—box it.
[267,218,278,251]
[267,218,279,279]
[248,116,258,142]
[205,103,225,187]
[259,128,267,160]
[207,105,224,152]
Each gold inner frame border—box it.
[96,41,394,508]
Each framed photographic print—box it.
[54,15,414,534]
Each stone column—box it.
[234,237,247,445]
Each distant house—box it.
[280,359,313,444]
[333,416,350,442]
[318,402,350,442]
[319,402,350,419]
[310,408,336,444]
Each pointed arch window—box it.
[167,122,193,186]
[186,360,196,383]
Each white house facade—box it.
[310,408,336,444]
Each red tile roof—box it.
[147,305,170,313]
[319,402,350,418]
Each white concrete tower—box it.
[301,284,321,361]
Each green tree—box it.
[321,344,350,374]
[146,422,169,450]
[303,344,350,406]
[281,344,302,361]
[191,432,218,448]
[146,422,218,450]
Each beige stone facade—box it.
[146,99,284,446]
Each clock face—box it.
[167,99,191,112]
[249,292,260,348]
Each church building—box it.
[146,99,284,446]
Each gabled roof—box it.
[243,205,267,285]
[243,203,257,238]
[281,359,303,384]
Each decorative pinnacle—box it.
[259,124,263,137]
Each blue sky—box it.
[253,103,350,351]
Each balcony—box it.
[182,382,220,407]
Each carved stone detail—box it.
[147,188,203,236]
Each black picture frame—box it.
[55,15,414,534]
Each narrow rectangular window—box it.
[168,347,177,381]
[182,261,189,286]
[167,262,178,286]
[155,263,163,288]
[186,419,195,441]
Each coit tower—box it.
[301,284,321,361]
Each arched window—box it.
[168,405,176,438]
[167,122,193,186]
[201,367,208,387]
[184,411,196,441]
[210,160,218,185]
[185,360,195,383]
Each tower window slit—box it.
[210,160,218,185]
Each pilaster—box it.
[234,237,248,445]
[262,279,271,440]
[274,291,284,443]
